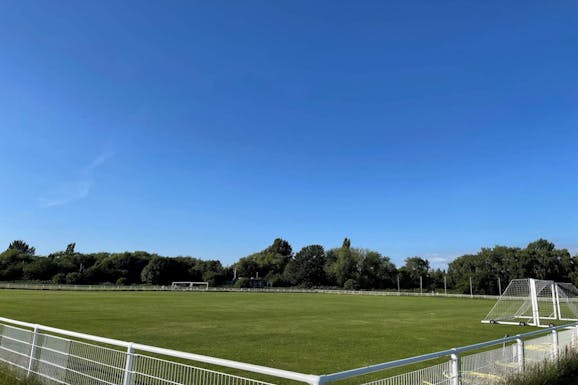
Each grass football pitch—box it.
[0,290,526,374]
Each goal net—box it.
[482,278,578,326]
[170,282,209,290]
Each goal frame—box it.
[482,278,578,327]
[170,281,209,290]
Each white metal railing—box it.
[0,317,317,385]
[317,323,578,385]
[1,316,577,385]
[0,282,500,299]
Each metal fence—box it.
[0,316,577,385]
[0,283,499,300]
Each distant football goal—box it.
[482,278,578,327]
[171,281,209,290]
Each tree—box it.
[0,249,34,280]
[429,268,446,291]
[325,240,396,289]
[141,257,176,285]
[332,247,358,287]
[23,257,57,281]
[398,257,430,289]
[357,250,397,290]
[8,240,35,256]
[65,243,76,255]
[86,252,152,284]
[235,238,293,285]
[284,245,326,287]
[140,256,195,285]
[447,239,573,295]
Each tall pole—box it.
[498,277,502,296]
[420,276,423,295]
[469,276,473,298]
[444,275,447,295]
[397,275,400,295]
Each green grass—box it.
[0,366,41,385]
[0,290,526,374]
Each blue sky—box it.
[1,1,577,268]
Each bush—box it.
[51,272,66,284]
[343,279,359,290]
[507,349,578,385]
[65,272,84,284]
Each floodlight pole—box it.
[420,276,423,295]
[469,277,473,298]
[498,278,502,296]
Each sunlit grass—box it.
[0,290,526,374]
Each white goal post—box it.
[482,278,578,327]
[171,281,209,290]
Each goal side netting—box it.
[482,278,578,327]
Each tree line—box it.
[0,238,576,294]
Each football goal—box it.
[170,281,209,290]
[482,278,578,327]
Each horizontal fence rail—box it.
[0,317,319,385]
[0,283,500,300]
[318,323,578,385]
[0,316,577,385]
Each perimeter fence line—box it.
[1,316,577,385]
[0,282,498,300]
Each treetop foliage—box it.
[1,237,577,294]
[8,240,35,256]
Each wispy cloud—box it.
[86,150,114,171]
[38,151,113,208]
[39,180,93,207]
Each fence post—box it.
[516,338,525,373]
[450,352,460,385]
[552,329,559,361]
[123,343,135,385]
[27,325,40,377]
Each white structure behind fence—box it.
[0,316,577,385]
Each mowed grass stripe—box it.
[0,290,524,373]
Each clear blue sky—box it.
[1,1,577,269]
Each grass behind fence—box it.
[0,290,526,374]
[0,366,41,385]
